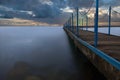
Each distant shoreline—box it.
[0,18,61,26]
[0,25,120,27]
[0,25,51,26]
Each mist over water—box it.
[0,26,106,80]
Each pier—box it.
[64,28,120,80]
[0,0,120,80]
[63,0,120,79]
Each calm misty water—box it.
[0,26,106,80]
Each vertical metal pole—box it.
[72,13,74,32]
[66,21,67,29]
[66,22,67,28]
[82,18,83,30]
[108,6,111,35]
[69,18,71,30]
[68,19,69,30]
[70,18,71,30]
[70,17,72,31]
[65,24,66,28]
[65,23,66,28]
[94,0,99,47]
[64,23,65,28]
[67,21,68,29]
[68,20,69,29]
[69,19,70,30]
[76,7,79,36]
[70,16,72,31]
[86,16,88,30]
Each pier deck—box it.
[79,30,120,61]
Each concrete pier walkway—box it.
[79,30,120,61]
[64,28,120,80]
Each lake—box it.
[0,26,106,80]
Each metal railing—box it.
[63,0,120,71]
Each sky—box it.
[0,0,120,25]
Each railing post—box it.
[86,16,88,31]
[72,13,74,32]
[64,23,66,28]
[66,22,67,29]
[69,19,70,30]
[70,17,71,31]
[94,0,99,47]
[82,18,83,30]
[65,22,66,28]
[76,7,79,36]
[69,18,70,30]
[108,6,111,35]
[68,20,69,30]
[67,21,68,29]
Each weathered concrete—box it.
[64,28,120,80]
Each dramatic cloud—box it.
[0,0,65,18]
[100,0,120,7]
[67,0,94,8]
[0,0,119,25]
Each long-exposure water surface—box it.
[0,26,106,80]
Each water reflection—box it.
[0,27,106,80]
[7,61,31,80]
[7,61,78,80]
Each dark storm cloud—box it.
[67,0,94,8]
[100,0,120,7]
[0,5,34,18]
[0,0,68,18]
[0,0,119,24]
[67,0,120,9]
[0,0,119,14]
